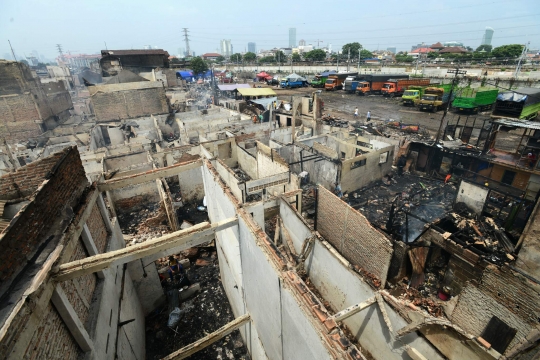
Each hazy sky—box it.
[1,0,539,60]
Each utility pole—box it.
[435,67,467,143]
[278,52,280,73]
[182,28,190,57]
[8,40,17,62]
[104,41,108,50]
[316,39,324,49]
[347,48,350,72]
[514,41,529,80]
[337,56,339,72]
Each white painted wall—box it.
[456,181,489,215]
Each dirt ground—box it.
[271,85,492,136]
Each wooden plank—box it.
[161,314,251,360]
[54,217,237,281]
[331,297,376,322]
[376,292,393,333]
[98,159,201,192]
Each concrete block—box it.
[179,283,201,301]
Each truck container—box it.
[491,88,540,120]
[311,70,336,88]
[355,74,409,95]
[325,72,357,91]
[381,78,431,97]
[418,87,454,112]
[452,87,499,114]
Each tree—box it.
[231,53,243,63]
[243,52,256,62]
[427,52,438,59]
[475,45,492,53]
[170,57,181,64]
[274,50,286,62]
[359,49,373,59]
[291,53,302,62]
[216,55,225,63]
[36,62,47,68]
[465,46,473,52]
[190,57,208,75]
[259,56,275,63]
[491,44,524,58]
[304,49,327,61]
[342,42,362,58]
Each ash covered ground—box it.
[117,193,249,360]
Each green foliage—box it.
[243,52,256,62]
[342,42,362,58]
[291,53,302,62]
[304,49,327,61]
[476,44,492,53]
[259,56,275,63]
[231,53,243,63]
[190,57,208,75]
[491,44,524,58]
[274,50,286,62]
[359,49,373,59]
[427,52,438,59]
[216,55,225,63]
[170,58,181,64]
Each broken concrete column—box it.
[179,283,201,301]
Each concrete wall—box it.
[340,144,394,192]
[278,198,444,360]
[456,180,489,215]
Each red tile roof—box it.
[439,46,468,54]
[410,47,435,54]
[431,42,444,49]
[202,53,221,57]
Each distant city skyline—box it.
[482,27,495,46]
[1,0,538,60]
[247,42,256,53]
[289,28,296,48]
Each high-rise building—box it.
[178,47,185,57]
[481,27,494,46]
[220,39,232,57]
[387,47,397,54]
[299,39,306,46]
[248,42,256,53]
[289,28,296,48]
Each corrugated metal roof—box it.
[217,84,251,91]
[237,88,277,96]
[493,118,540,129]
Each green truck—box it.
[491,88,540,120]
[402,86,428,106]
[452,87,499,114]
[310,70,336,88]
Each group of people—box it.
[354,107,371,122]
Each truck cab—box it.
[418,88,444,112]
[381,82,400,97]
[402,90,421,106]
[280,79,289,88]
[356,81,371,95]
[325,78,337,91]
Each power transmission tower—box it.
[435,67,467,143]
[182,28,190,57]
[514,41,529,80]
[56,44,64,57]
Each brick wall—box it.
[316,186,393,284]
[86,203,109,253]
[22,303,82,359]
[60,237,98,326]
[0,61,36,95]
[478,266,540,323]
[91,87,168,122]
[0,147,88,295]
[451,285,531,352]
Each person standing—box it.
[367,110,371,122]
[354,107,358,118]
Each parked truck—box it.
[280,73,308,88]
[491,88,540,120]
[381,78,431,97]
[418,87,452,112]
[356,74,409,95]
[452,87,499,114]
[401,86,428,106]
[325,72,358,91]
[343,76,363,93]
[311,70,336,88]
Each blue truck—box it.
[280,73,308,88]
